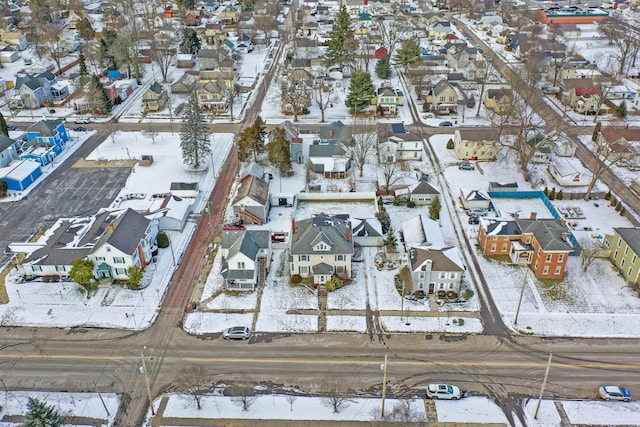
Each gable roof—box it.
[27,120,62,137]
[0,135,16,152]
[95,208,151,254]
[290,213,354,255]
[409,181,440,196]
[456,128,502,141]
[319,120,348,142]
[461,189,489,202]
[480,218,522,237]
[516,218,573,251]
[409,246,465,273]
[351,218,382,238]
[221,229,270,261]
[232,175,269,206]
[148,82,164,95]
[309,143,347,158]
[613,227,640,256]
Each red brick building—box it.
[537,7,609,24]
[478,216,574,278]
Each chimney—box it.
[346,226,351,241]
[561,219,567,227]
[291,218,296,235]
[561,232,568,241]
[530,212,537,220]
[329,129,334,137]
[514,212,519,219]
[108,224,114,233]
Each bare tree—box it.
[597,14,639,76]
[379,161,402,193]
[285,394,297,411]
[280,74,311,123]
[231,386,257,411]
[580,238,603,272]
[255,14,278,42]
[174,365,210,409]
[151,29,177,82]
[322,377,350,413]
[41,24,66,72]
[314,75,334,123]
[584,130,637,200]
[404,63,432,101]
[142,130,159,144]
[476,59,494,117]
[346,119,377,177]
[380,21,412,60]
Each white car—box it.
[426,383,462,400]
[222,326,251,340]
[599,385,632,401]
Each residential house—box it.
[50,82,69,103]
[456,59,486,80]
[483,88,512,114]
[220,229,271,290]
[219,8,238,25]
[103,79,138,105]
[351,218,384,247]
[478,216,573,278]
[408,246,465,296]
[232,174,270,225]
[19,120,69,167]
[184,9,204,26]
[409,180,440,206]
[0,135,18,168]
[171,73,196,94]
[60,31,81,52]
[289,213,354,285]
[402,214,445,250]
[551,135,577,157]
[198,48,231,71]
[0,31,28,51]
[196,79,229,113]
[283,120,303,164]
[425,80,458,115]
[19,209,159,281]
[281,68,314,115]
[142,82,168,112]
[597,127,640,162]
[548,157,592,186]
[377,122,422,162]
[459,189,490,210]
[12,71,57,109]
[309,142,351,178]
[429,21,452,41]
[204,23,224,44]
[319,120,349,144]
[560,78,601,114]
[604,228,640,285]
[372,86,404,116]
[526,131,552,164]
[176,54,195,68]
[0,51,19,64]
[453,129,501,161]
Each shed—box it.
[459,189,490,209]
[0,159,42,190]
[548,157,592,187]
[488,182,518,192]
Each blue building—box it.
[0,159,42,190]
[19,120,69,166]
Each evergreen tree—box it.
[180,94,212,169]
[592,121,601,142]
[615,100,627,117]
[604,190,611,200]
[0,112,8,137]
[69,259,94,285]
[78,52,88,76]
[549,187,556,200]
[345,70,374,114]
[177,0,196,8]
[245,116,267,161]
[446,138,454,149]
[87,75,112,114]
[180,28,201,55]
[375,55,391,80]
[557,189,564,200]
[236,126,253,163]
[25,397,62,427]
[384,227,397,247]
[0,179,8,198]
[325,4,354,70]
[267,127,292,175]
[429,195,442,220]
[393,39,421,69]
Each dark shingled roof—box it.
[291,214,354,256]
[232,175,269,206]
[95,209,151,255]
[613,228,640,257]
[409,247,464,273]
[516,218,573,251]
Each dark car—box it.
[7,125,17,131]
[468,215,480,225]
[73,126,87,132]
[439,121,453,127]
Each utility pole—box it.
[514,270,527,325]
[140,349,155,415]
[534,353,553,419]
[381,354,388,417]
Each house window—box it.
[448,283,454,289]
[439,272,446,279]
[300,266,308,274]
[555,266,561,275]
[95,256,105,261]
[336,255,345,261]
[318,244,326,250]
[414,152,418,158]
[502,244,507,251]
[420,272,425,279]
[336,266,345,274]
[624,247,629,255]
[629,267,633,276]
[237,262,245,269]
[614,250,618,259]
[492,236,497,241]
[543,266,549,275]
[299,255,308,261]
[633,255,637,264]
[617,239,621,247]
[490,244,496,252]
[559,254,564,262]
[621,259,625,268]
[546,254,552,262]
[450,272,456,279]
[115,268,128,276]
[439,283,444,289]
[32,266,43,272]
[113,257,125,264]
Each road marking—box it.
[2,354,125,361]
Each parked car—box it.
[426,383,462,400]
[223,223,245,230]
[223,326,251,340]
[459,161,475,170]
[7,125,17,131]
[467,208,488,217]
[74,118,92,124]
[599,385,632,401]
[271,232,287,243]
[439,121,453,127]
[73,126,87,132]
[468,215,480,225]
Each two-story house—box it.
[453,129,501,161]
[409,246,465,297]
[142,82,168,112]
[196,79,229,113]
[232,174,270,225]
[13,71,57,109]
[377,122,422,162]
[425,80,458,115]
[478,216,574,278]
[604,228,640,285]
[19,120,70,167]
[308,142,351,178]
[372,87,404,116]
[483,88,512,115]
[289,213,354,285]
[220,229,271,290]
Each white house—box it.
[548,157,592,187]
[351,218,384,247]
[220,229,271,291]
[459,189,490,210]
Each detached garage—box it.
[0,159,42,191]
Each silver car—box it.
[426,383,462,400]
[222,326,251,340]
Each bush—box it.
[458,318,465,326]
[604,191,611,200]
[326,275,343,292]
[549,187,556,200]
[446,138,454,149]
[407,200,416,208]
[157,231,170,248]
[557,190,563,200]
[290,274,302,285]
[615,202,622,212]
[610,198,617,207]
[620,207,626,216]
[414,290,426,299]
[543,187,549,197]
[461,289,474,300]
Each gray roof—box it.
[352,218,382,238]
[613,228,640,257]
[480,218,522,237]
[95,208,151,255]
[319,120,348,142]
[309,143,347,158]
[27,120,62,137]
[409,247,464,273]
[291,213,354,256]
[457,128,502,141]
[461,189,489,201]
[312,262,334,274]
[410,181,440,196]
[516,219,573,251]
[0,135,16,152]
[221,229,270,262]
[232,175,269,206]
[14,71,55,91]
